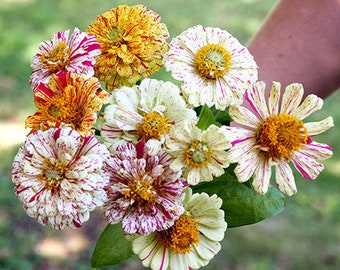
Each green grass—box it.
[1,0,339,269]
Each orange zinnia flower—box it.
[26,71,109,136]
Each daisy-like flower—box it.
[11,127,110,230]
[87,5,169,90]
[100,78,196,154]
[163,25,258,110]
[226,81,334,196]
[30,27,101,89]
[127,188,227,270]
[165,119,230,185]
[103,141,187,235]
[26,71,109,136]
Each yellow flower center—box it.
[157,214,200,254]
[40,159,68,192]
[122,174,161,207]
[194,44,232,79]
[40,41,71,73]
[122,175,158,206]
[135,111,170,141]
[183,140,212,168]
[255,113,308,161]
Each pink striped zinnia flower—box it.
[163,25,258,110]
[11,127,110,230]
[225,81,334,195]
[126,188,227,270]
[30,27,101,89]
[103,141,187,235]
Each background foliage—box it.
[0,0,339,269]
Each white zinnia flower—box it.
[165,119,230,185]
[100,78,197,154]
[163,25,258,110]
[127,188,227,270]
[11,127,110,229]
[225,81,334,195]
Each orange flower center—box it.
[157,214,200,254]
[255,113,308,161]
[194,44,232,79]
[183,140,212,168]
[135,111,170,141]
[42,86,85,129]
[39,158,68,192]
[40,41,71,73]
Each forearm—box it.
[248,0,340,98]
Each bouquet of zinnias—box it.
[11,5,334,270]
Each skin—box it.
[247,0,340,99]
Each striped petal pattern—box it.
[30,27,101,89]
[226,81,333,195]
[163,25,258,110]
[11,127,110,230]
[127,188,227,270]
[103,141,187,235]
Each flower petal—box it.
[275,162,297,196]
[252,157,271,194]
[305,116,334,136]
[229,105,260,128]
[280,83,303,114]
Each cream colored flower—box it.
[127,188,227,270]
[165,119,230,185]
[100,78,196,154]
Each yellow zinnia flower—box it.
[87,5,169,91]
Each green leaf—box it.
[214,108,232,125]
[192,173,286,228]
[91,223,134,268]
[196,105,220,130]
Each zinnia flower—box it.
[87,5,169,90]
[165,119,230,185]
[30,27,101,89]
[163,25,258,110]
[127,188,227,270]
[226,81,334,195]
[103,141,187,235]
[26,71,109,136]
[11,127,110,230]
[100,78,196,154]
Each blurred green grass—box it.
[1,0,339,269]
